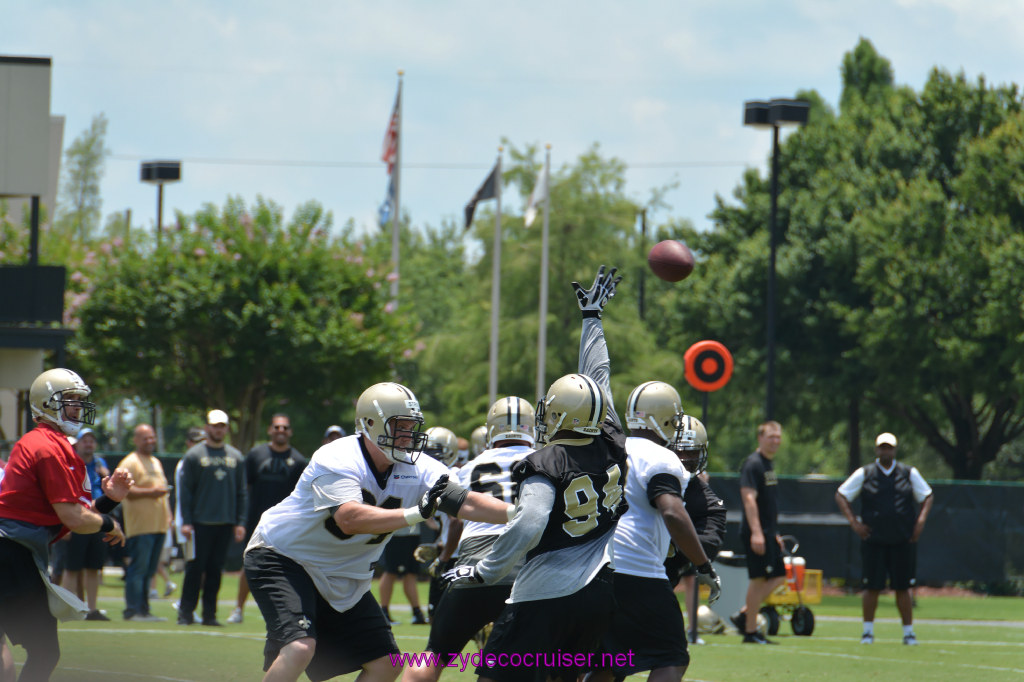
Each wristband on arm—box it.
[94,495,118,514]
[99,514,115,534]
[403,506,424,526]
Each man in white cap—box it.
[177,409,247,626]
[322,425,346,445]
[836,432,934,645]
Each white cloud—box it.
[3,0,1024,236]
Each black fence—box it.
[149,456,1024,582]
[710,474,1024,584]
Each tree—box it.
[72,196,416,451]
[653,38,1024,478]
[55,113,109,242]
[363,143,679,438]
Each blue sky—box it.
[4,0,1024,239]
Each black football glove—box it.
[419,475,450,519]
[571,265,622,319]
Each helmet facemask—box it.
[376,414,428,465]
[670,414,709,474]
[354,382,428,465]
[30,369,97,437]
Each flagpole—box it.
[488,148,503,408]
[390,70,403,301]
[535,145,551,402]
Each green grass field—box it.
[12,572,1024,682]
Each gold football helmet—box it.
[424,426,459,466]
[625,381,684,445]
[30,368,96,436]
[697,605,726,634]
[486,396,536,447]
[672,414,709,474]
[470,425,488,459]
[535,374,607,444]
[354,382,427,464]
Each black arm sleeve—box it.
[646,472,683,507]
[436,480,470,516]
[691,477,727,560]
[94,495,119,514]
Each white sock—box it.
[903,624,914,637]
[863,622,874,636]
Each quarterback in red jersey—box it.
[0,369,133,681]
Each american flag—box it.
[381,90,400,176]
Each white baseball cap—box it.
[207,409,230,425]
[875,432,898,447]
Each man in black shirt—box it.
[229,413,307,624]
[733,421,785,644]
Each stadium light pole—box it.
[140,160,182,244]
[743,99,809,421]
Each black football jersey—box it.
[512,423,629,561]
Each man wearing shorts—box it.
[243,382,515,682]
[733,421,786,644]
[836,432,933,645]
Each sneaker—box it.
[130,613,167,623]
[743,632,777,645]
[177,614,194,626]
[227,607,243,624]
[149,588,159,599]
[163,581,178,597]
[687,632,706,645]
[903,633,918,646]
[85,610,110,621]
[730,611,747,634]
[381,608,401,626]
[201,618,223,627]
[861,633,874,644]
[411,608,427,625]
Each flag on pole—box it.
[382,90,401,176]
[465,162,499,230]
[378,177,395,229]
[524,164,549,227]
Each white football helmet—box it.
[354,382,427,464]
[672,414,709,474]
[470,425,488,459]
[486,396,536,447]
[424,426,459,467]
[626,381,684,445]
[697,605,725,634]
[29,368,96,437]
[535,374,607,445]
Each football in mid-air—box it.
[647,240,694,282]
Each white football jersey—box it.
[610,436,691,579]
[247,434,448,611]
[455,444,531,543]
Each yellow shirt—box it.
[117,452,172,537]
